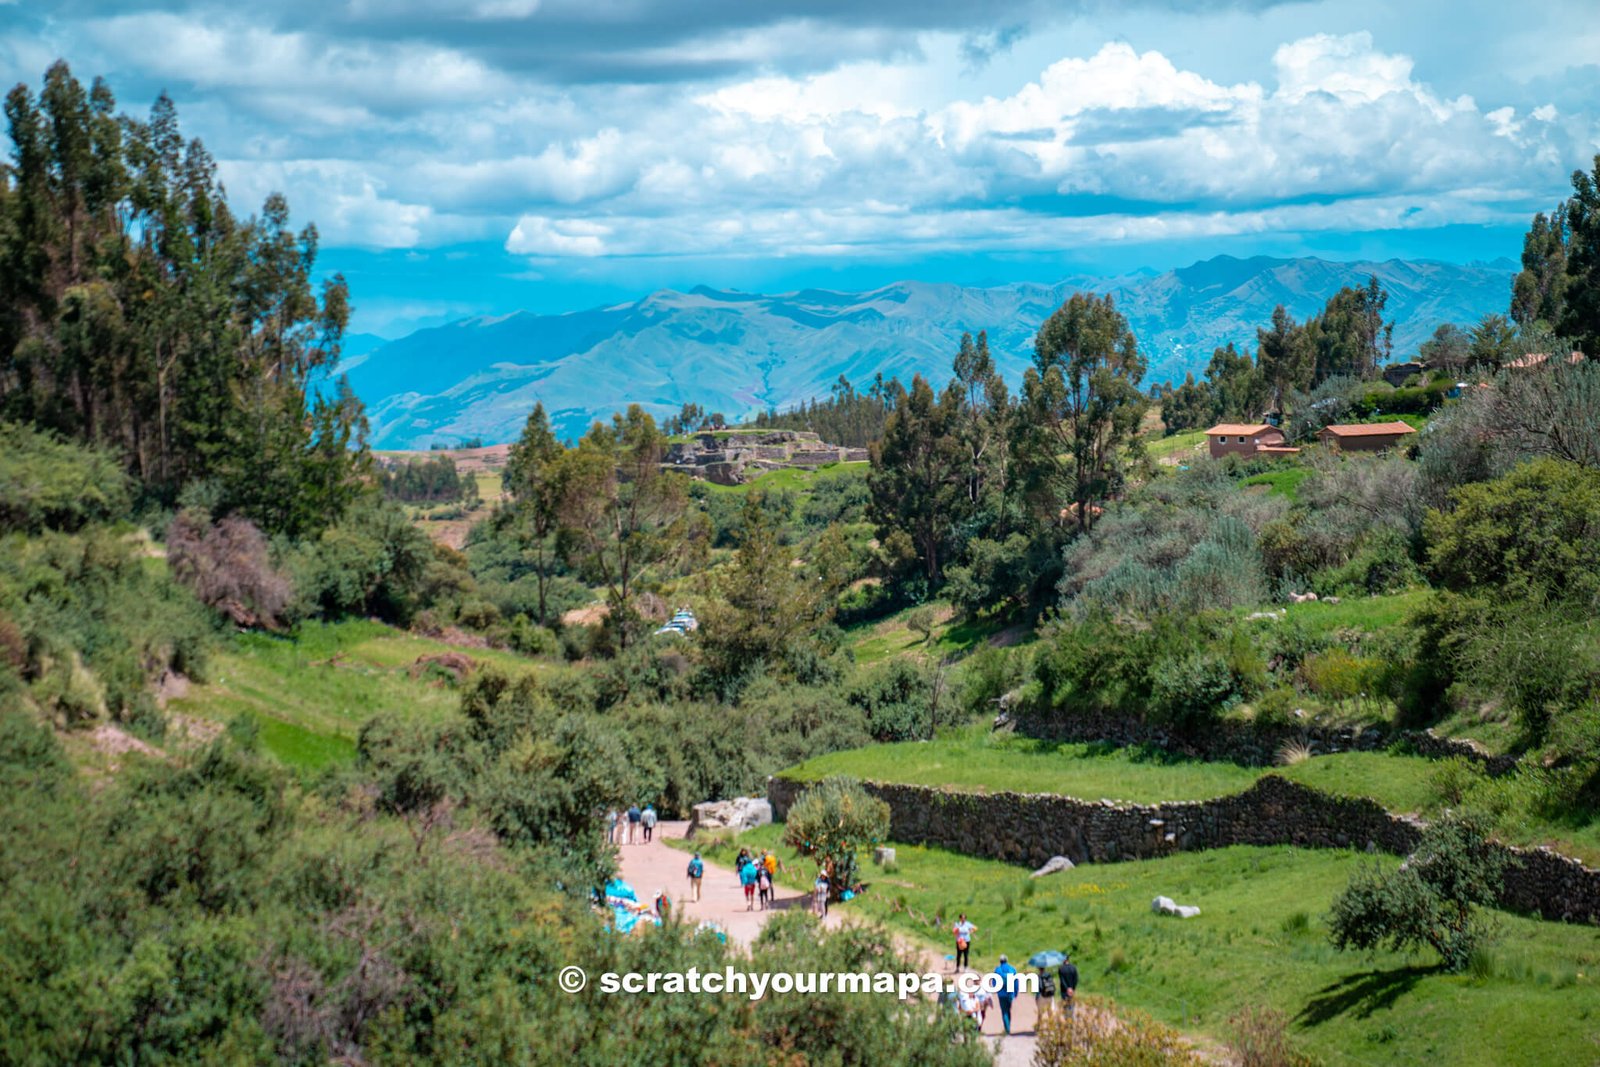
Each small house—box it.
[1316,421,1417,452]
[1204,423,1298,460]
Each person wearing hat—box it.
[993,954,1019,1035]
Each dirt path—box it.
[615,821,1039,1066]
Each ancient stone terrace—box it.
[663,429,869,485]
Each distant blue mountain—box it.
[341,254,1515,447]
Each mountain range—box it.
[340,254,1517,447]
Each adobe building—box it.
[1204,423,1299,460]
[1316,421,1417,452]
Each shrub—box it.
[904,605,935,643]
[0,421,130,533]
[167,511,295,629]
[1227,1006,1318,1067]
[1033,1000,1203,1066]
[1328,814,1506,972]
[783,776,889,899]
[1150,649,1237,725]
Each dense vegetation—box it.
[6,53,1600,1064]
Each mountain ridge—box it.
[343,254,1515,447]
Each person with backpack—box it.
[1035,966,1056,1022]
[686,853,704,902]
[626,803,641,845]
[756,863,773,910]
[641,803,657,843]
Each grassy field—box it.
[1233,588,1433,634]
[779,730,1439,811]
[776,729,1600,862]
[699,461,869,496]
[688,827,1600,1067]
[168,620,544,771]
[1144,430,1208,464]
[1241,466,1313,500]
[843,601,1023,666]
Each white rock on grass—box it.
[1152,895,1202,919]
[1031,856,1075,878]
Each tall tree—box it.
[1255,304,1314,402]
[868,375,965,585]
[950,330,1010,512]
[1309,277,1392,384]
[1469,313,1517,370]
[558,405,703,647]
[1418,323,1471,375]
[1512,202,1569,330]
[0,62,363,536]
[504,402,567,625]
[1204,341,1268,421]
[1019,292,1146,534]
[1560,154,1600,359]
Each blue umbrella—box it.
[1028,950,1067,969]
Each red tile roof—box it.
[1204,423,1275,436]
[1319,421,1416,438]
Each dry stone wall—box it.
[1017,711,1519,776]
[767,774,1600,925]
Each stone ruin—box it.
[663,429,869,485]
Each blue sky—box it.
[4,0,1598,338]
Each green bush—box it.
[0,421,130,534]
[1328,815,1505,972]
[783,776,890,899]
[1151,649,1238,725]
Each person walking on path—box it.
[952,914,976,970]
[1035,966,1056,1023]
[756,863,773,910]
[606,808,620,845]
[994,954,1019,1036]
[686,853,704,902]
[641,803,657,843]
[626,804,641,845]
[812,872,829,918]
[1057,953,1078,1016]
[739,856,758,911]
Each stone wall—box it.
[1017,711,1519,776]
[768,774,1600,925]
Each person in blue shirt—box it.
[993,954,1019,1035]
[738,856,759,910]
[687,853,704,902]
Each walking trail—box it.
[615,819,1040,1067]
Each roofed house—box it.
[1316,421,1417,452]
[1204,423,1298,460]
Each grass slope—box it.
[690,828,1600,1067]
[168,620,543,771]
[780,730,1437,811]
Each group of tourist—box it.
[948,917,1078,1037]
[734,848,779,911]
[606,803,658,845]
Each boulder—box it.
[1151,895,1202,919]
[1031,856,1075,878]
[687,797,772,838]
